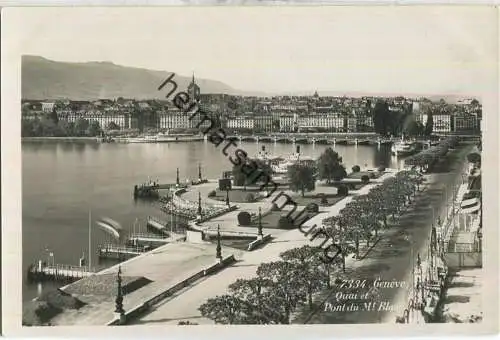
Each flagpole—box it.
[89,209,92,272]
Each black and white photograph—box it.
[1,5,498,337]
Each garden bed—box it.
[243,210,318,230]
[210,188,264,203]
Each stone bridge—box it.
[226,133,394,146]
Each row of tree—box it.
[323,169,424,270]
[404,137,459,172]
[199,245,333,324]
[21,117,105,137]
[21,107,125,137]
[199,169,423,324]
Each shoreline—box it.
[22,137,102,142]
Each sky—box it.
[3,6,498,96]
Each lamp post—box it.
[198,163,202,182]
[258,207,263,238]
[176,168,180,186]
[114,266,125,325]
[198,191,202,217]
[216,224,222,260]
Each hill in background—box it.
[21,55,242,100]
[22,55,477,103]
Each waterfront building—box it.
[226,117,255,130]
[296,115,344,132]
[356,116,375,132]
[279,114,296,132]
[158,111,190,130]
[253,115,274,133]
[453,115,480,134]
[416,113,428,126]
[346,117,357,132]
[433,114,452,133]
[41,102,56,112]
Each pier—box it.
[98,244,151,260]
[127,233,170,247]
[147,216,169,234]
[27,262,95,283]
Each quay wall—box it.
[247,234,272,251]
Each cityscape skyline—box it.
[6,6,496,98]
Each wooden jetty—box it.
[26,262,95,283]
[146,216,170,235]
[98,244,150,260]
[126,233,170,247]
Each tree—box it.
[372,100,390,135]
[361,175,370,184]
[256,261,306,323]
[58,120,74,136]
[317,148,347,183]
[49,108,59,125]
[232,159,272,190]
[337,185,348,196]
[280,246,327,309]
[288,163,315,197]
[74,118,89,136]
[425,112,434,136]
[107,121,121,130]
[467,152,481,164]
[404,120,424,137]
[237,211,252,226]
[228,278,281,324]
[199,295,251,324]
[87,120,102,137]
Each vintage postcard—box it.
[1,5,498,338]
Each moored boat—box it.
[391,136,420,157]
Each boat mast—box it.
[88,209,92,272]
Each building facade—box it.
[433,114,452,133]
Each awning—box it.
[461,197,479,207]
[461,204,480,214]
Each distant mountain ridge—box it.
[22,55,478,103]
[21,55,251,100]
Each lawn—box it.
[242,210,319,230]
[210,188,263,203]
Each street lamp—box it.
[216,224,222,260]
[198,191,202,217]
[114,266,125,325]
[258,207,263,238]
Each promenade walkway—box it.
[51,242,237,326]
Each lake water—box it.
[22,140,403,301]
